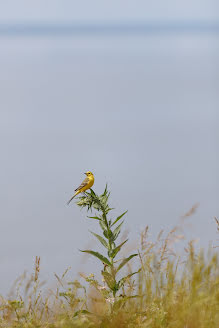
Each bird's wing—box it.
[75,177,89,192]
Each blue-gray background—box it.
[0,1,219,295]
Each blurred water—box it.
[0,33,218,295]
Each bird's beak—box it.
[84,172,87,175]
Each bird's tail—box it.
[67,193,76,205]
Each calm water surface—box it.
[0,33,218,295]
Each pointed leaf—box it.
[118,268,141,288]
[112,221,124,241]
[101,271,116,290]
[80,250,111,266]
[87,216,101,221]
[99,220,107,231]
[90,188,96,195]
[103,229,113,240]
[90,231,108,249]
[111,211,128,227]
[111,239,128,258]
[103,184,108,195]
[116,254,138,273]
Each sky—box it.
[0,2,219,296]
[0,0,219,23]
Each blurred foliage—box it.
[0,189,219,327]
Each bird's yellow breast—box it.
[82,175,94,192]
[87,175,94,187]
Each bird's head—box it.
[85,171,93,177]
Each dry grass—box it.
[0,218,219,327]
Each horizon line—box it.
[0,21,219,36]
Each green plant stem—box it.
[93,194,116,289]
[79,188,136,301]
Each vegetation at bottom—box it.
[1,187,219,328]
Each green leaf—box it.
[90,231,108,249]
[80,250,111,266]
[111,242,116,250]
[112,221,124,241]
[101,271,116,290]
[103,184,108,196]
[89,188,96,196]
[106,207,114,214]
[111,239,128,258]
[104,229,113,240]
[116,254,138,273]
[111,211,128,227]
[87,216,101,220]
[99,220,107,231]
[118,268,141,288]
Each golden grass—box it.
[0,219,219,328]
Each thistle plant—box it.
[76,186,139,302]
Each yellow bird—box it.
[67,171,94,205]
